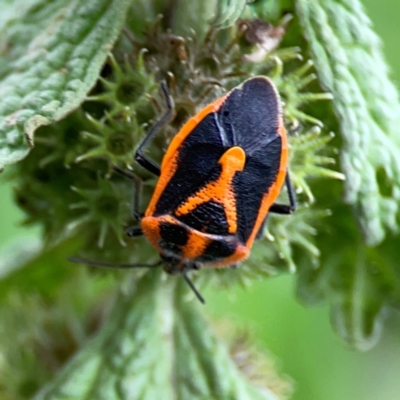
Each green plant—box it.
[1,0,400,398]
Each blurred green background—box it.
[1,1,399,399]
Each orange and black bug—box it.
[71,77,295,303]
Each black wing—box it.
[217,77,283,243]
[154,112,226,216]
[155,77,283,244]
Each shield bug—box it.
[71,77,295,302]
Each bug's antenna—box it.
[183,272,205,304]
[68,257,162,269]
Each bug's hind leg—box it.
[256,173,296,238]
[269,172,296,215]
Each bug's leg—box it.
[134,82,174,177]
[113,166,144,237]
[125,226,144,238]
[257,172,295,237]
[269,172,296,214]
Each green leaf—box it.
[327,242,386,351]
[296,0,400,246]
[210,0,246,29]
[0,236,82,302]
[33,271,287,400]
[295,194,399,350]
[169,0,216,38]
[0,0,132,169]
[0,268,116,399]
[0,236,42,279]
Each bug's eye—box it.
[159,222,188,246]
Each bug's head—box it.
[160,254,200,275]
[159,255,204,304]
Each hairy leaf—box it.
[296,0,400,246]
[295,189,400,350]
[171,0,217,37]
[0,0,132,169]
[210,0,246,29]
[34,272,287,400]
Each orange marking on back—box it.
[175,146,246,234]
[182,230,212,260]
[141,215,162,252]
[145,95,228,217]
[209,243,249,267]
